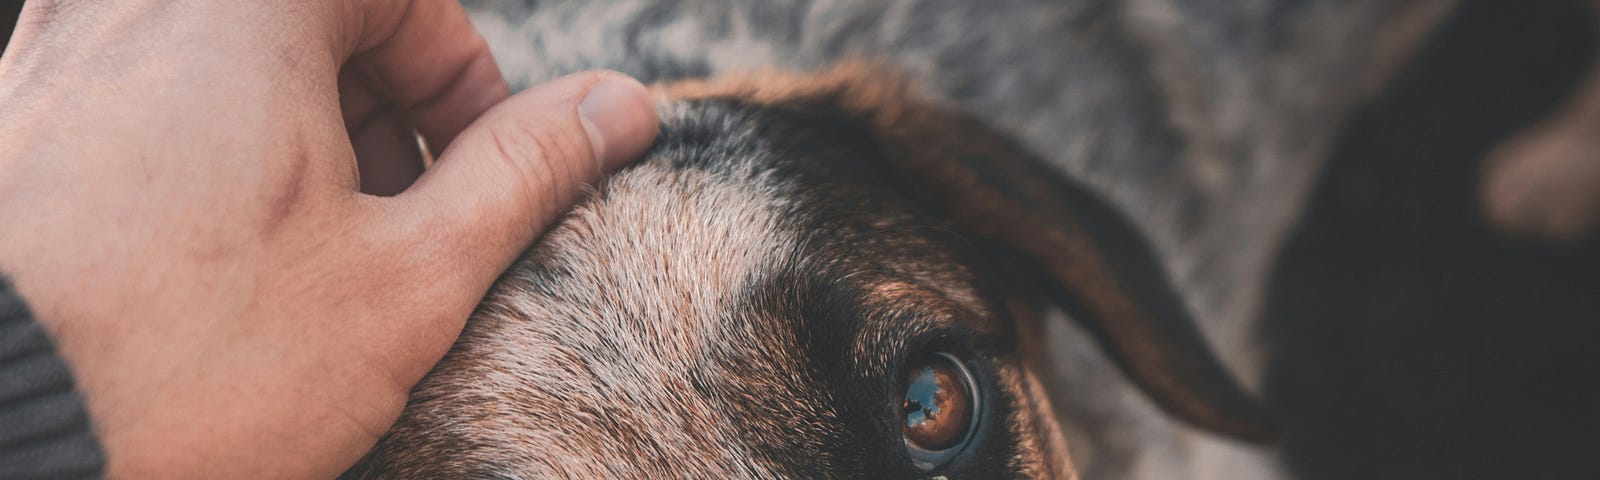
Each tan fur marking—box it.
[1013,365,1080,480]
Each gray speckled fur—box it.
[460,1,1455,477]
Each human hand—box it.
[0,1,657,478]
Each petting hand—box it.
[0,1,657,478]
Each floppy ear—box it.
[661,63,1274,443]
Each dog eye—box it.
[901,352,980,470]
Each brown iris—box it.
[901,353,974,451]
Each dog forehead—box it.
[449,157,807,475]
[518,158,796,357]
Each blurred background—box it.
[1262,0,1600,477]
[3,0,1596,478]
[2,2,15,57]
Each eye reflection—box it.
[901,352,975,453]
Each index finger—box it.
[340,0,509,155]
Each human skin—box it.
[0,1,658,478]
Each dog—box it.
[342,0,1458,478]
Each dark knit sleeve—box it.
[0,276,105,479]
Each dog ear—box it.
[661,63,1274,442]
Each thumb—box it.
[398,70,658,283]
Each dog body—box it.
[348,1,1456,478]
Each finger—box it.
[352,109,427,196]
[394,70,657,288]
[340,0,509,156]
[338,67,388,134]
[340,68,425,196]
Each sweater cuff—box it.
[0,276,105,479]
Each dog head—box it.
[344,64,1271,479]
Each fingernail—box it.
[578,74,658,172]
